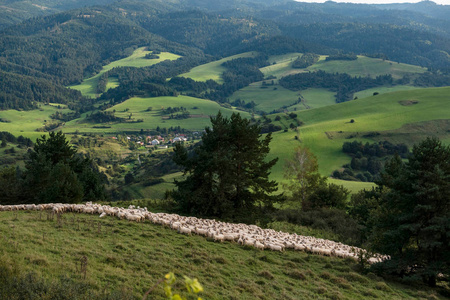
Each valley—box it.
[0,1,449,298]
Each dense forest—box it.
[0,0,449,111]
[279,71,394,103]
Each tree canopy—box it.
[24,131,107,204]
[172,112,280,220]
[362,137,449,286]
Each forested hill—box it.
[0,0,120,30]
[0,4,205,110]
[1,0,450,111]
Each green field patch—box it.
[369,119,450,146]
[307,56,427,79]
[179,52,257,83]
[229,81,300,113]
[0,104,73,140]
[70,47,181,98]
[267,87,450,193]
[292,88,337,111]
[261,52,305,79]
[63,95,251,133]
[354,85,421,99]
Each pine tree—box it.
[24,131,106,203]
[172,112,280,219]
[369,137,450,286]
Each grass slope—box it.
[178,52,257,83]
[261,52,305,80]
[267,87,450,192]
[70,47,181,98]
[306,56,427,79]
[0,103,72,140]
[229,81,300,113]
[63,95,251,134]
[0,210,444,299]
[235,54,426,114]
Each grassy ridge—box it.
[0,210,444,299]
[63,95,251,134]
[0,104,72,140]
[229,81,300,113]
[261,52,305,79]
[70,47,181,98]
[178,52,257,83]
[306,56,426,79]
[267,87,450,192]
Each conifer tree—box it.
[369,137,449,286]
[172,112,280,219]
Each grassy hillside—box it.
[70,47,181,98]
[178,52,257,83]
[63,95,251,134]
[307,56,427,79]
[266,86,450,192]
[261,52,306,79]
[229,81,300,113]
[260,54,426,81]
[0,103,72,140]
[0,210,445,299]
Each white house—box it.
[151,139,160,145]
[172,137,187,143]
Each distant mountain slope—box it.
[0,4,204,110]
[281,23,450,69]
[0,0,119,30]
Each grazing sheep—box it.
[178,226,192,235]
[2,201,389,264]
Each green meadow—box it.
[229,81,301,113]
[261,52,305,79]
[266,87,450,192]
[0,104,72,140]
[178,52,257,83]
[306,56,427,79]
[63,95,251,134]
[70,47,181,98]
[0,210,444,300]
[353,85,421,99]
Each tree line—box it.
[279,70,394,103]
[0,131,107,204]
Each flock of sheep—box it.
[0,202,388,264]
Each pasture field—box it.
[295,88,337,110]
[266,87,450,192]
[353,85,421,99]
[0,210,444,299]
[229,85,336,114]
[0,104,73,140]
[229,81,301,113]
[178,52,257,83]
[70,47,181,98]
[62,95,251,134]
[306,56,427,79]
[261,52,305,79]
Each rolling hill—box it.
[0,209,445,299]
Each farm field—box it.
[178,52,257,83]
[62,95,251,134]
[353,85,421,99]
[0,103,72,140]
[261,52,306,80]
[266,86,450,191]
[306,56,427,79]
[0,210,444,300]
[229,81,301,113]
[70,47,181,98]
